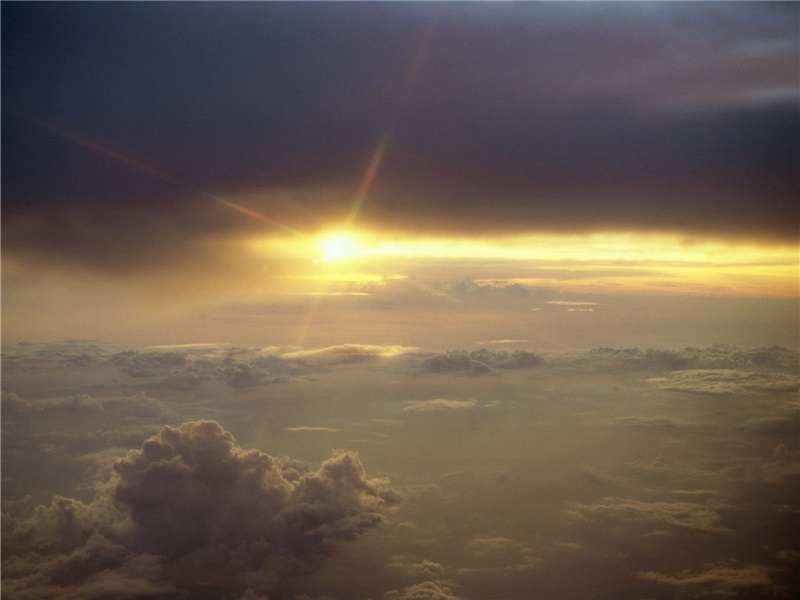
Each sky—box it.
[1,2,799,600]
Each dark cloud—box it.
[1,3,797,276]
[2,421,397,599]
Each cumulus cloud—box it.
[280,344,419,361]
[403,399,478,413]
[383,581,464,600]
[2,421,397,599]
[416,349,542,376]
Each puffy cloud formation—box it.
[2,421,397,599]
[417,349,542,376]
[383,581,463,600]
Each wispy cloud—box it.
[546,301,600,306]
[285,426,340,432]
[403,399,478,412]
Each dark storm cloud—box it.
[1,421,397,599]
[2,2,798,273]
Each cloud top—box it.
[3,421,397,599]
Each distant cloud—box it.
[285,426,340,433]
[657,369,800,396]
[145,343,232,351]
[388,557,446,578]
[417,349,543,376]
[403,399,478,412]
[568,498,728,533]
[547,301,600,306]
[2,421,397,599]
[476,339,530,345]
[1,391,164,418]
[383,581,464,600]
[638,562,779,596]
[576,345,799,372]
[281,344,419,361]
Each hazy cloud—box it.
[281,344,419,361]
[638,562,781,597]
[285,427,340,433]
[568,498,728,533]
[580,344,799,371]
[403,399,478,413]
[416,349,542,376]
[658,369,800,396]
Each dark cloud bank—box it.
[2,421,398,600]
[2,2,798,275]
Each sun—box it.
[317,232,362,262]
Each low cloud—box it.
[546,301,600,306]
[281,344,419,361]
[568,498,728,533]
[1,391,164,418]
[638,562,780,596]
[2,421,397,599]
[658,369,800,396]
[581,345,799,372]
[285,426,340,433]
[389,557,446,578]
[383,581,464,600]
[403,399,478,413]
[417,349,542,376]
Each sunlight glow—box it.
[250,229,800,297]
[317,232,362,262]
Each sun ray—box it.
[347,13,440,225]
[21,113,306,238]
